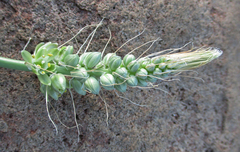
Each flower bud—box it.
[102,53,115,66]
[158,63,167,70]
[51,74,66,94]
[70,67,89,81]
[127,75,138,86]
[60,45,74,62]
[153,68,163,78]
[146,75,157,83]
[79,52,90,66]
[141,58,151,68]
[84,77,100,94]
[100,73,115,90]
[127,60,140,73]
[145,63,155,72]
[84,52,101,68]
[138,78,148,87]
[108,56,122,71]
[114,78,127,92]
[136,68,148,80]
[64,54,80,67]
[114,67,128,80]
[151,56,165,64]
[123,54,135,66]
[71,78,86,95]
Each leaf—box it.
[37,74,51,86]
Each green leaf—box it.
[21,50,32,63]
[34,42,45,55]
[37,74,51,86]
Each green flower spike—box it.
[51,74,66,94]
[100,73,115,90]
[84,77,100,94]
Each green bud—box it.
[127,75,138,86]
[71,78,86,95]
[145,63,155,72]
[140,58,151,68]
[153,68,163,78]
[37,73,51,86]
[108,56,122,71]
[84,52,101,68]
[113,67,128,80]
[21,50,32,63]
[146,75,157,83]
[138,78,148,87]
[59,45,74,62]
[127,60,140,73]
[136,68,148,80]
[123,54,135,66]
[158,63,167,70]
[102,53,116,66]
[114,78,127,92]
[151,56,165,64]
[100,73,115,90]
[84,77,100,94]
[89,62,106,77]
[70,67,89,81]
[64,54,80,67]
[79,52,90,66]
[51,74,66,94]
[48,85,59,100]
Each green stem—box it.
[0,57,31,71]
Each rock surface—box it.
[0,0,239,151]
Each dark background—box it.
[0,0,239,151]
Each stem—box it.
[0,57,31,71]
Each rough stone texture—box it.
[0,0,239,151]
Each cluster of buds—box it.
[21,42,222,100]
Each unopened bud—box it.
[84,52,101,68]
[123,54,135,66]
[51,74,66,94]
[136,68,148,80]
[100,73,115,90]
[84,77,100,94]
